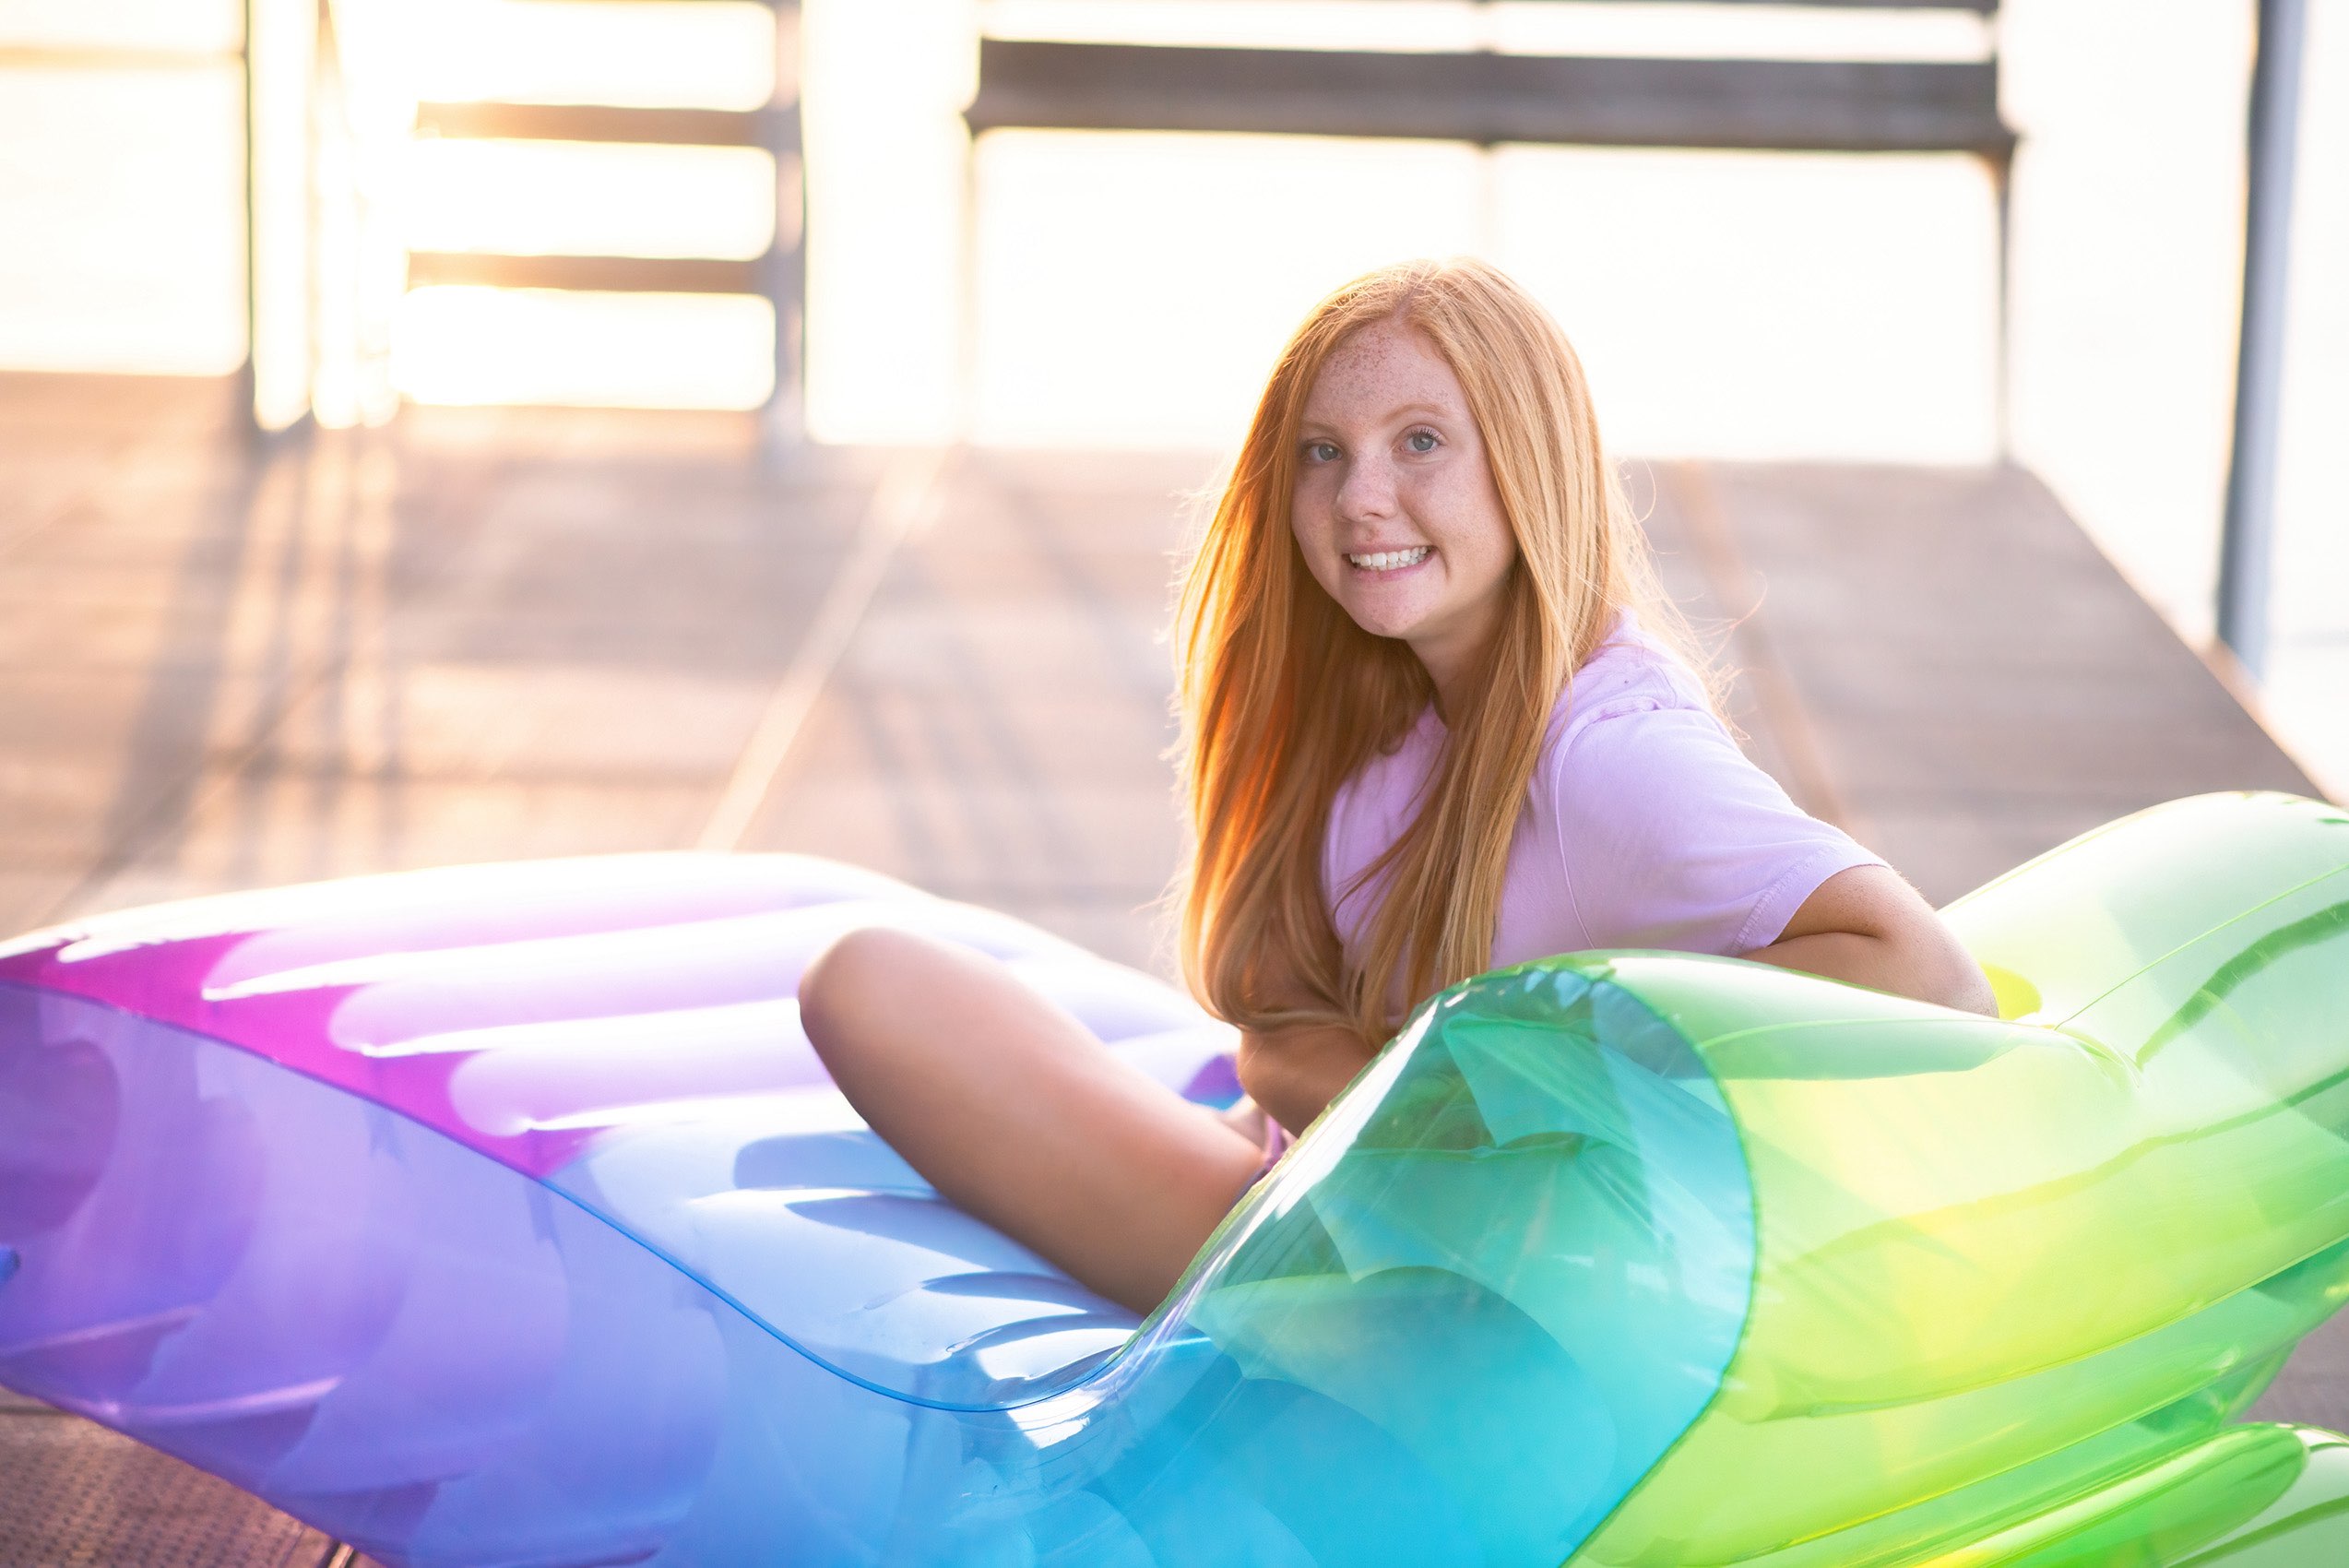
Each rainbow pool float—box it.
[2,791,2347,1565]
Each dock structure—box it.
[0,373,2328,1557]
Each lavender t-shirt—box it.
[1323,613,1885,972]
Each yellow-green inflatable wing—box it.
[1183,791,2349,1566]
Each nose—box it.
[1334,449,1398,527]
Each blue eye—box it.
[1406,429,1440,454]
[1303,440,1339,463]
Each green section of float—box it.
[1562,792,2349,1567]
[1960,1424,2349,1567]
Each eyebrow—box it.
[1297,402,1455,434]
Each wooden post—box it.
[239,0,260,437]
[242,0,321,436]
[763,1,809,456]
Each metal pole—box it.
[2216,0,2309,681]
[1991,144,2013,460]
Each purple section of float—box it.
[0,856,1225,1185]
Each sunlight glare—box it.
[0,0,239,54]
[981,0,1476,53]
[402,140,777,259]
[951,133,1999,461]
[969,131,1485,448]
[394,287,775,409]
[800,0,970,445]
[0,64,243,372]
[1496,147,2000,462]
[406,0,775,110]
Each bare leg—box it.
[797,927,1266,1315]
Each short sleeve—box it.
[1547,704,1887,956]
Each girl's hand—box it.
[1744,864,1999,1016]
[1216,1095,1269,1146]
[1232,946,1381,1137]
[1236,1023,1379,1139]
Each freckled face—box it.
[1290,319,1517,693]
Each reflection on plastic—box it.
[0,792,2345,1565]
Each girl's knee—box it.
[798,925,932,1042]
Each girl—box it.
[799,258,1994,1316]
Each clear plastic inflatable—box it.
[1,790,2346,1566]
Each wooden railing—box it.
[400,2,807,438]
[965,0,2016,438]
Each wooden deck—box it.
[0,372,2331,1557]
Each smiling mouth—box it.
[1346,546,1431,573]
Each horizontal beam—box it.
[1496,0,1995,7]
[968,42,2012,156]
[406,252,767,294]
[488,0,796,6]
[414,101,780,148]
[528,0,1994,6]
[0,44,243,69]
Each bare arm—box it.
[1229,862,1995,1146]
[1743,862,1998,1016]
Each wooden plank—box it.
[737,446,1202,972]
[1648,460,2317,904]
[413,101,777,148]
[405,251,765,294]
[0,1399,340,1568]
[968,42,2012,156]
[0,374,883,935]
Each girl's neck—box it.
[1419,638,1492,727]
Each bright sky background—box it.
[0,0,2341,789]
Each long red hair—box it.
[1172,257,1706,1045]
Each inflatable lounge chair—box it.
[2,791,2346,1566]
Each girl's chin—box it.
[1335,597,1440,644]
